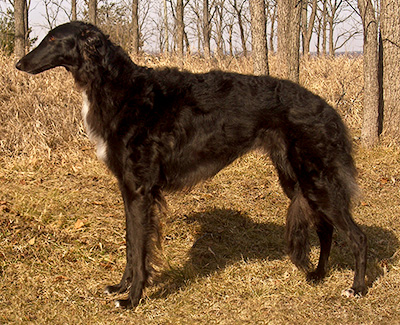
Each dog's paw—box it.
[114,299,130,308]
[104,285,117,295]
[341,288,363,298]
[306,270,325,284]
[104,284,128,295]
[115,298,141,309]
[104,287,112,295]
[341,288,355,298]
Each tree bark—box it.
[215,2,224,58]
[176,0,184,63]
[23,0,29,53]
[250,0,269,75]
[381,0,400,142]
[88,0,97,25]
[277,0,301,82]
[328,6,335,57]
[14,0,26,58]
[132,0,140,56]
[164,0,169,54]
[232,0,247,57]
[358,0,379,148]
[203,0,211,59]
[322,0,327,56]
[72,0,77,21]
[301,0,318,55]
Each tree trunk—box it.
[14,0,26,58]
[250,0,269,75]
[328,11,334,56]
[71,0,77,21]
[132,0,139,56]
[215,3,224,58]
[184,30,191,55]
[277,0,301,82]
[228,24,234,56]
[301,0,318,56]
[164,0,169,54]
[381,0,400,142]
[89,0,97,25]
[203,0,211,59]
[232,0,247,57]
[23,0,29,53]
[322,0,327,56]
[358,0,379,148]
[176,0,184,63]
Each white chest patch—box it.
[82,91,108,162]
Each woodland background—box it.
[1,0,400,323]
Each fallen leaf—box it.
[380,177,389,184]
[74,219,85,229]
[28,237,35,245]
[54,275,69,282]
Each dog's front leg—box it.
[106,184,154,308]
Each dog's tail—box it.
[285,191,312,272]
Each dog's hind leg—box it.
[281,176,335,283]
[285,187,312,272]
[306,218,334,282]
[331,211,367,296]
[268,143,313,272]
[299,179,367,296]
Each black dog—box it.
[16,21,367,308]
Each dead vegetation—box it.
[1,52,400,323]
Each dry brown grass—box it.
[1,51,400,323]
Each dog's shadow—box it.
[152,208,285,298]
[151,208,399,298]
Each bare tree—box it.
[301,0,318,55]
[203,0,211,59]
[164,0,169,54]
[14,0,26,57]
[326,0,360,56]
[43,0,70,29]
[322,0,327,55]
[327,0,339,56]
[176,0,184,60]
[277,0,301,82]
[230,0,248,56]
[249,0,269,75]
[381,0,400,142]
[313,0,326,55]
[226,17,235,55]
[358,0,379,147]
[214,0,225,58]
[132,0,139,55]
[89,0,97,25]
[71,0,77,20]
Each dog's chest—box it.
[82,91,108,162]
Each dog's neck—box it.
[73,45,151,140]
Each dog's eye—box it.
[49,36,56,42]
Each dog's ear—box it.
[79,28,107,58]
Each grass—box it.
[1,51,400,323]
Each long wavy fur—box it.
[16,21,368,308]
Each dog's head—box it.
[16,21,108,74]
